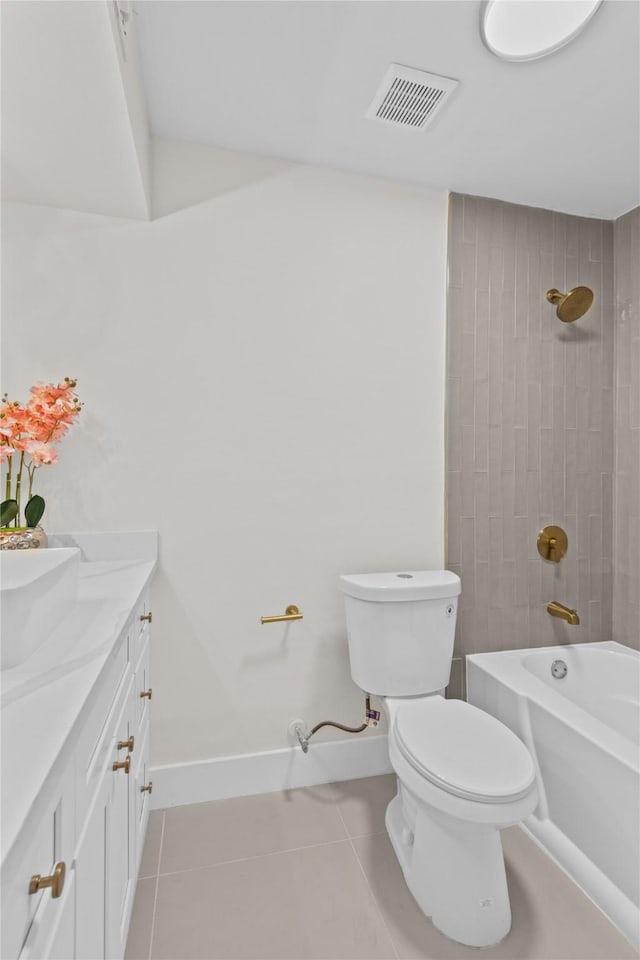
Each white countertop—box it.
[1,531,157,863]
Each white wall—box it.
[1,0,149,219]
[1,140,448,765]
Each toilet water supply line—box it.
[293,695,381,753]
[258,607,380,751]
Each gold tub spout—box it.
[547,601,580,625]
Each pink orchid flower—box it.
[23,440,58,466]
[2,378,81,529]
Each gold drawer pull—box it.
[261,605,303,624]
[113,755,131,774]
[29,861,65,899]
[141,781,153,794]
[140,688,153,700]
[117,736,134,752]
[139,612,153,623]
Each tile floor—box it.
[126,775,637,960]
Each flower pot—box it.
[0,526,48,550]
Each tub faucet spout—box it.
[547,601,580,625]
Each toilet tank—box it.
[338,571,461,697]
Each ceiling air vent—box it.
[367,64,459,131]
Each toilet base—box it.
[386,789,512,948]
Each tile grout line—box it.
[151,834,375,880]
[335,806,400,960]
[147,811,165,960]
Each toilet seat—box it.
[392,697,536,803]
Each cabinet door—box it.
[75,777,109,960]
[19,871,75,960]
[132,638,152,878]
[106,676,136,960]
[132,709,151,877]
[2,767,74,960]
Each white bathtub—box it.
[466,641,640,947]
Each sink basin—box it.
[0,548,80,669]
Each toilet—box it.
[338,570,538,948]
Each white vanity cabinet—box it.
[1,545,156,960]
[2,768,76,960]
[75,671,137,960]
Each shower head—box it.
[546,286,594,323]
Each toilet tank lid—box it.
[338,570,461,602]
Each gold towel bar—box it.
[261,605,303,624]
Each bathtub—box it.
[466,641,640,947]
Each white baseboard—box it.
[149,733,392,809]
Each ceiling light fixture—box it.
[480,0,603,62]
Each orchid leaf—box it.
[0,499,18,527]
[25,495,45,528]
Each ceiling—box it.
[134,0,640,220]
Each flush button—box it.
[396,573,414,579]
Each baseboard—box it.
[149,733,392,809]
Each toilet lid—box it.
[393,698,536,803]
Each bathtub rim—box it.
[520,815,640,950]
[466,641,639,771]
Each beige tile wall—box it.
[447,194,615,656]
[613,206,640,650]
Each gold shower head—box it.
[546,286,594,323]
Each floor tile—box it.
[139,811,164,878]
[502,827,638,960]
[151,840,396,959]
[352,827,638,960]
[125,877,156,960]
[318,774,398,837]
[132,779,638,960]
[160,786,347,874]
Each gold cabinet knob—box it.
[29,861,65,899]
[140,781,153,794]
[139,612,153,623]
[113,755,131,774]
[140,688,153,700]
[117,736,134,752]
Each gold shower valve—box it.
[537,525,568,563]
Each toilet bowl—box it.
[384,695,538,947]
[338,570,539,948]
